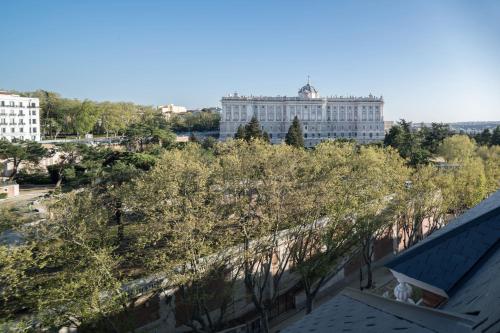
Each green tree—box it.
[285,116,305,148]
[475,129,492,146]
[421,123,452,153]
[384,120,430,166]
[289,142,358,313]
[0,140,48,180]
[244,116,264,141]
[234,124,246,140]
[34,191,128,331]
[125,144,237,331]
[48,143,84,187]
[74,101,101,137]
[348,146,408,289]
[390,165,450,249]
[490,126,500,146]
[438,135,476,163]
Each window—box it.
[32,119,36,124]
[11,128,15,133]
[31,103,36,107]
[31,110,36,116]
[0,101,4,106]
[1,128,5,133]
[32,127,37,133]
[19,102,23,107]
[20,128,23,133]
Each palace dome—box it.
[298,83,319,98]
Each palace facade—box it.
[220,82,385,146]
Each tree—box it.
[244,116,264,141]
[124,112,176,152]
[218,141,300,332]
[48,143,84,187]
[438,135,476,163]
[125,144,237,332]
[0,244,36,321]
[348,146,408,289]
[384,120,430,166]
[490,126,500,146]
[447,157,487,215]
[234,125,246,140]
[74,101,101,137]
[474,129,492,146]
[421,123,452,153]
[0,139,48,180]
[390,165,450,250]
[285,116,304,148]
[289,142,358,313]
[34,191,129,331]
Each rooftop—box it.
[282,189,500,333]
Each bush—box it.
[0,193,7,199]
[16,170,53,185]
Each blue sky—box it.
[1,0,499,122]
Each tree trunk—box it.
[365,260,373,289]
[363,239,374,289]
[8,160,19,181]
[260,310,270,333]
[115,200,124,249]
[305,294,314,314]
[55,175,63,188]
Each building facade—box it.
[220,83,385,146]
[0,92,41,142]
[159,104,187,120]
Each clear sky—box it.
[1,0,500,122]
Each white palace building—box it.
[220,81,385,146]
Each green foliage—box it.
[124,111,176,152]
[17,169,53,185]
[383,120,430,166]
[234,124,245,140]
[1,138,498,331]
[244,115,264,141]
[285,116,305,148]
[232,116,270,143]
[492,126,500,146]
[0,193,7,199]
[0,139,49,180]
[438,135,476,162]
[474,129,491,146]
[168,111,220,132]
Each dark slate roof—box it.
[282,288,475,333]
[441,242,500,332]
[386,190,500,295]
